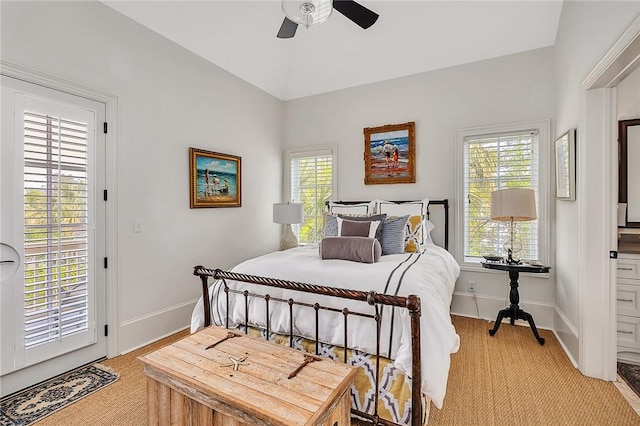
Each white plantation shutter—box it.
[23,111,90,348]
[464,130,540,262]
[289,148,334,244]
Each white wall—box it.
[1,1,284,353]
[284,48,556,324]
[618,66,640,120]
[553,0,640,364]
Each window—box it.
[457,120,549,266]
[23,111,91,348]
[287,147,336,244]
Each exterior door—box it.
[0,76,106,396]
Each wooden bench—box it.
[139,326,356,425]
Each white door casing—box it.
[579,13,640,381]
[1,75,108,396]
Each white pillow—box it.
[328,201,375,215]
[424,219,435,244]
[376,198,429,217]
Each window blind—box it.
[464,130,539,262]
[23,111,89,348]
[289,150,333,244]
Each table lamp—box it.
[273,202,303,250]
[490,188,536,264]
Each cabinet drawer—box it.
[618,257,640,280]
[617,284,640,316]
[617,347,640,364]
[617,315,640,349]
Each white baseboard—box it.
[552,306,579,368]
[451,292,554,329]
[118,299,197,355]
[451,294,581,368]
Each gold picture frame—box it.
[189,147,241,208]
[364,121,416,185]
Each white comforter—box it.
[190,243,460,409]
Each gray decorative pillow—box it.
[320,236,382,263]
[323,213,387,239]
[324,214,339,237]
[338,213,386,240]
[380,215,410,255]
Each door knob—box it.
[0,243,20,282]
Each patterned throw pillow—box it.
[380,215,409,255]
[323,213,339,237]
[376,198,429,245]
[404,215,423,252]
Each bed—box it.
[191,199,460,426]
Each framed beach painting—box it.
[554,129,576,201]
[189,147,241,208]
[364,121,416,185]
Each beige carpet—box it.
[34,330,189,426]
[36,316,640,425]
[433,316,640,425]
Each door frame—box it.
[579,14,640,381]
[1,61,120,359]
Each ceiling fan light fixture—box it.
[282,0,333,29]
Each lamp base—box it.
[280,224,298,250]
[505,249,522,265]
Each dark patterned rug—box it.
[0,363,119,425]
[618,362,640,398]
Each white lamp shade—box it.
[490,188,537,222]
[273,202,303,224]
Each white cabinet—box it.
[617,253,640,364]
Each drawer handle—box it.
[0,260,15,264]
[618,298,634,302]
[618,330,634,334]
[618,267,635,271]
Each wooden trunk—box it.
[139,326,356,426]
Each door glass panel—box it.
[23,111,89,348]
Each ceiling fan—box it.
[277,0,379,39]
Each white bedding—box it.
[190,243,460,409]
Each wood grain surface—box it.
[139,326,356,426]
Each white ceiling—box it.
[103,1,563,100]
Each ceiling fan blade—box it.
[277,17,298,39]
[333,0,379,29]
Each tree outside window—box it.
[464,131,539,262]
[289,150,334,244]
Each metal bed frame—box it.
[193,199,449,426]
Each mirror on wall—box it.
[620,119,640,227]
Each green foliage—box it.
[23,174,88,311]
[465,137,538,260]
[292,157,332,244]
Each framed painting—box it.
[189,147,241,208]
[364,121,416,185]
[554,129,576,201]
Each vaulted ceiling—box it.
[103,1,563,100]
